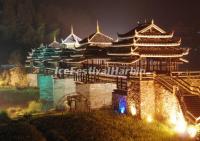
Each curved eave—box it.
[89,42,112,45]
[139,53,188,58]
[118,33,174,40]
[135,33,174,38]
[88,32,113,42]
[133,42,181,47]
[107,59,140,65]
[70,54,84,58]
[179,58,189,63]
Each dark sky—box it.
[48,0,200,39]
[1,0,200,67]
[40,0,200,69]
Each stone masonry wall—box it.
[76,83,116,109]
[154,82,180,120]
[140,80,155,119]
[27,74,38,87]
[53,78,76,106]
[127,80,140,117]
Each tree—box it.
[8,50,22,65]
[2,0,17,39]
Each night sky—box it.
[40,0,200,38]
[1,0,200,68]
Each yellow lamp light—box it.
[130,105,137,116]
[187,125,197,138]
[147,115,153,123]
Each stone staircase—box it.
[155,75,200,124]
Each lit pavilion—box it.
[72,21,113,68]
[107,20,189,73]
[61,26,82,49]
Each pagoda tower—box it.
[73,21,113,69]
[107,20,189,73]
[26,43,63,70]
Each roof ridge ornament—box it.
[71,25,74,34]
[151,19,154,25]
[172,31,174,36]
[135,30,138,35]
[179,38,182,43]
[54,35,57,42]
[97,20,100,33]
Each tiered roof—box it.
[49,36,60,48]
[79,21,113,47]
[108,20,189,64]
[70,21,113,63]
[26,44,60,67]
[61,26,82,49]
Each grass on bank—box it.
[0,109,193,141]
[0,87,39,108]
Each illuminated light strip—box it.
[140,53,188,58]
[87,58,110,61]
[186,111,198,122]
[135,33,174,38]
[75,48,86,51]
[111,42,181,47]
[62,32,82,44]
[89,32,113,42]
[133,42,181,47]
[139,21,166,34]
[179,58,189,63]
[55,50,62,53]
[107,53,132,56]
[62,42,80,46]
[70,54,84,57]
[90,42,112,44]
[196,116,200,122]
[51,56,60,58]
[45,68,55,70]
[106,58,140,65]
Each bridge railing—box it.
[171,77,200,96]
[171,71,200,78]
[129,72,156,80]
[155,76,174,92]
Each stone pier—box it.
[112,77,182,121]
[76,83,116,109]
[53,78,76,106]
[27,74,38,87]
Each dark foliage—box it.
[0,121,46,141]
[0,110,192,141]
